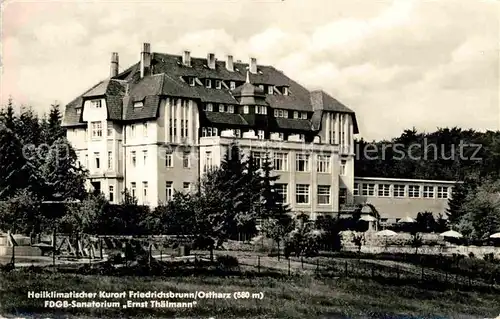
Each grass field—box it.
[1,269,499,318]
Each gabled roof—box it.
[63,51,359,134]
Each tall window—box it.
[353,183,359,196]
[273,152,288,171]
[275,183,288,203]
[340,160,347,176]
[296,153,310,172]
[361,183,375,196]
[251,151,265,168]
[107,151,112,169]
[143,122,148,137]
[339,188,347,205]
[408,185,420,198]
[296,184,310,204]
[204,151,212,172]
[183,153,190,168]
[378,184,390,197]
[131,151,136,167]
[423,186,435,198]
[437,186,449,199]
[107,122,113,137]
[130,124,136,138]
[317,185,331,204]
[165,181,173,202]
[91,121,102,139]
[184,120,189,137]
[169,119,173,138]
[143,150,148,165]
[394,184,406,197]
[94,152,100,169]
[109,186,114,203]
[165,153,173,167]
[317,155,331,173]
[142,181,148,202]
[131,182,136,198]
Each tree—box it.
[0,97,17,132]
[409,231,423,254]
[415,212,437,233]
[16,106,41,146]
[447,181,474,227]
[0,189,43,235]
[43,102,66,145]
[260,206,293,260]
[150,191,196,235]
[61,193,108,234]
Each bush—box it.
[216,255,239,271]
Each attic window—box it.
[293,111,299,119]
[301,112,308,120]
[268,86,274,95]
[91,100,102,108]
[205,79,212,88]
[203,103,213,112]
[230,81,236,90]
[76,108,82,116]
[188,77,195,86]
[133,101,144,108]
[215,80,222,89]
[283,87,289,95]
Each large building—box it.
[63,43,359,218]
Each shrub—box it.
[216,255,239,271]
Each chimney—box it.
[183,50,191,66]
[226,55,234,71]
[249,57,257,74]
[140,43,151,78]
[207,53,216,69]
[110,52,119,78]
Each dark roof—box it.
[204,112,249,126]
[63,51,359,134]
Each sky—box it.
[1,0,499,140]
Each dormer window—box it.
[293,111,299,119]
[133,101,144,108]
[205,79,212,88]
[243,105,249,114]
[257,130,265,140]
[227,105,234,113]
[283,87,289,95]
[219,104,224,112]
[258,85,264,91]
[215,80,222,89]
[204,103,213,112]
[301,112,308,120]
[268,86,274,95]
[230,81,236,90]
[91,100,102,108]
[188,77,195,86]
[76,108,82,116]
[255,106,267,115]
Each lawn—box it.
[1,270,499,318]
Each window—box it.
[109,186,114,203]
[131,182,136,198]
[394,184,406,197]
[204,103,213,111]
[91,121,103,139]
[165,153,173,167]
[183,153,190,168]
[273,152,288,171]
[94,152,100,169]
[234,129,241,138]
[437,186,449,199]
[259,85,264,90]
[227,105,234,113]
[183,182,191,192]
[230,81,236,90]
[184,120,189,137]
[283,110,288,118]
[107,151,112,169]
[255,106,267,115]
[408,185,420,198]
[296,153,310,172]
[133,101,143,108]
[317,185,331,205]
[293,111,299,119]
[353,183,359,196]
[301,112,308,120]
[205,79,212,88]
[274,109,279,117]
[201,127,218,137]
[339,188,347,205]
[275,183,288,204]
[423,186,435,198]
[252,151,265,168]
[131,151,136,167]
[362,183,375,196]
[219,104,224,112]
[130,124,136,138]
[165,181,173,202]
[91,100,102,108]
[76,108,82,116]
[257,130,265,140]
[317,155,331,173]
[340,160,347,176]
[143,122,148,137]
[204,151,212,172]
[268,85,274,95]
[169,119,174,138]
[188,77,195,86]
[107,122,113,137]
[143,181,148,201]
[378,184,391,197]
[296,184,310,204]
[143,150,148,165]
[243,105,249,114]
[283,87,289,95]
[215,80,222,89]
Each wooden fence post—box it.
[52,229,56,271]
[258,256,260,273]
[99,238,103,260]
[288,258,291,276]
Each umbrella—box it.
[398,216,415,223]
[489,232,500,239]
[360,215,377,222]
[376,229,398,237]
[440,230,463,238]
